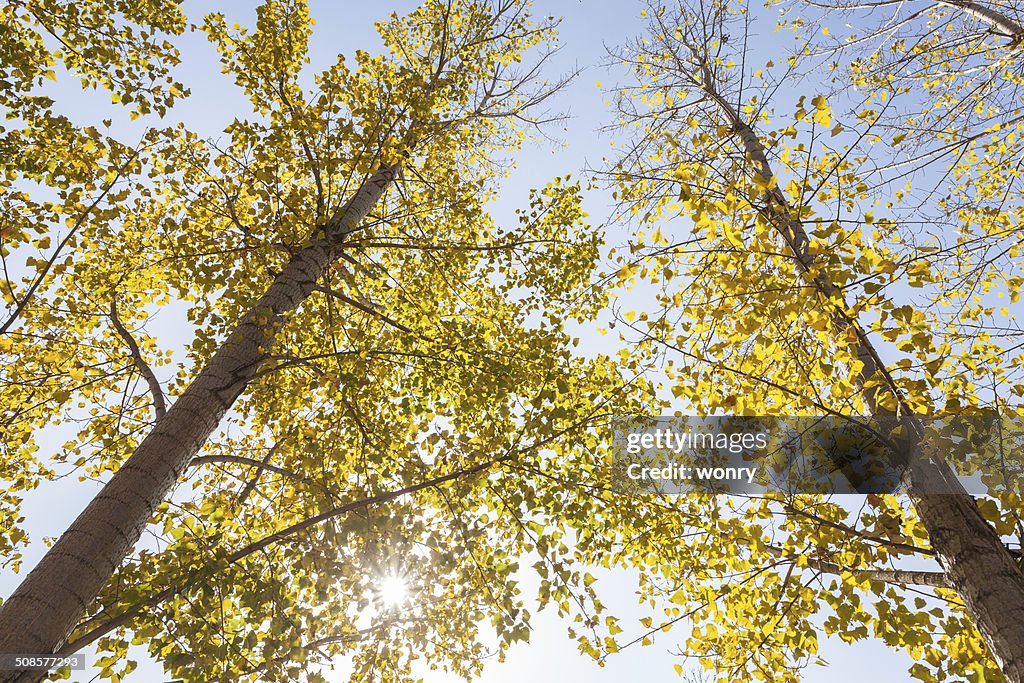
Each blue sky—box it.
[0,1,931,680]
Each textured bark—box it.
[0,163,400,679]
[906,457,1024,681]
[694,64,1024,682]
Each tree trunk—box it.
[906,464,1024,681]
[696,65,1024,682]
[0,163,399,680]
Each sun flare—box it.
[377,573,409,608]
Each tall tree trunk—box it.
[907,470,1024,681]
[0,163,400,680]
[696,65,1024,681]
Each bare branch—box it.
[108,299,166,420]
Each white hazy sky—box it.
[1,1,923,681]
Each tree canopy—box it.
[2,0,1024,682]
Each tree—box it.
[0,2,647,680]
[566,0,1024,681]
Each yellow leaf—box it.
[722,221,744,248]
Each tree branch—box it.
[783,502,936,557]
[312,284,413,334]
[766,546,950,587]
[936,0,1024,42]
[189,452,329,496]
[109,299,166,420]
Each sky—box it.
[0,1,932,681]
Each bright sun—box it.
[377,573,409,608]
